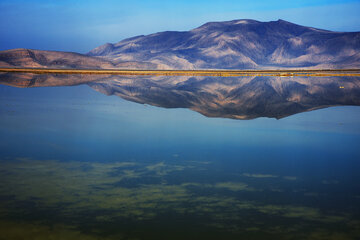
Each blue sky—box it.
[0,0,360,53]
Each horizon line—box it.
[1,67,360,77]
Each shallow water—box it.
[0,73,360,239]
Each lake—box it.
[0,73,360,239]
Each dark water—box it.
[0,73,360,239]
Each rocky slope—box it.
[0,48,160,69]
[88,19,360,69]
[1,19,359,70]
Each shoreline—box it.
[1,67,360,77]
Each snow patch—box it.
[288,37,303,46]
[235,20,249,24]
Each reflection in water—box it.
[0,73,360,239]
[89,75,360,119]
[1,72,360,119]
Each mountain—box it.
[2,73,360,119]
[1,19,359,70]
[0,48,160,69]
[88,19,360,69]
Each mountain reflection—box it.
[1,72,360,119]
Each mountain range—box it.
[1,19,360,70]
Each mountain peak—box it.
[1,19,359,70]
[193,19,260,30]
[86,19,360,70]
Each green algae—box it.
[0,157,358,240]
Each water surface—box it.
[0,73,360,239]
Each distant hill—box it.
[1,19,360,69]
[0,49,160,69]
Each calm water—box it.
[0,73,360,239]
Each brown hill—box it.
[0,48,160,69]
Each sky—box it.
[0,0,360,53]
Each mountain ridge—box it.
[1,19,359,70]
[0,48,162,69]
[88,19,360,69]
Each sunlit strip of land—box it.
[0,68,360,77]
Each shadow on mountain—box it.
[1,72,360,120]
